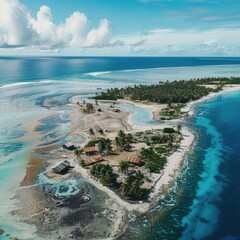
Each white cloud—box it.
[0,0,34,46]
[112,27,240,56]
[63,12,88,47]
[0,0,112,49]
[85,19,112,47]
[0,0,239,56]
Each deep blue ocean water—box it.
[0,57,240,239]
[124,91,240,240]
[1,56,240,85]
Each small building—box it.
[127,155,142,165]
[52,160,71,174]
[62,144,76,151]
[83,146,98,156]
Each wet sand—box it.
[20,156,46,186]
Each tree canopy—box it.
[90,163,116,186]
[94,77,240,104]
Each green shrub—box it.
[163,128,175,134]
[151,135,161,141]
[135,131,143,137]
[154,147,167,154]
[85,139,100,147]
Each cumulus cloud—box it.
[0,0,34,47]
[0,0,112,49]
[85,19,112,47]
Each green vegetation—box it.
[163,128,175,134]
[140,148,167,173]
[84,137,112,155]
[133,129,179,147]
[193,77,240,85]
[90,163,116,185]
[114,130,133,151]
[149,134,170,144]
[83,103,94,114]
[154,146,168,154]
[74,148,83,158]
[84,127,182,200]
[118,161,130,174]
[121,171,144,199]
[94,89,123,101]
[98,138,112,155]
[85,139,100,147]
[95,80,213,103]
[80,159,86,167]
[135,131,144,137]
[160,103,186,118]
[94,77,240,104]
[89,127,95,137]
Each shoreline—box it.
[69,100,195,212]
[106,84,240,208]
[61,84,240,239]
[182,84,240,114]
[11,84,240,240]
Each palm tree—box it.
[105,138,112,155]
[118,161,129,174]
[168,134,174,148]
[89,128,95,137]
[114,136,121,151]
[74,149,82,158]
[135,170,144,182]
[130,180,142,199]
[98,140,105,155]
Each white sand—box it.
[149,127,194,199]
[182,85,240,114]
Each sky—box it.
[0,0,240,56]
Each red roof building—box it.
[127,155,141,165]
[83,146,98,156]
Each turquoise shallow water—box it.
[118,103,161,127]
[0,57,240,239]
[125,91,240,240]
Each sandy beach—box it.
[182,84,240,114]
[13,84,240,240]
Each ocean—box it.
[0,57,240,240]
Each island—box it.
[14,77,240,240]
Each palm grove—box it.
[94,77,240,103]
